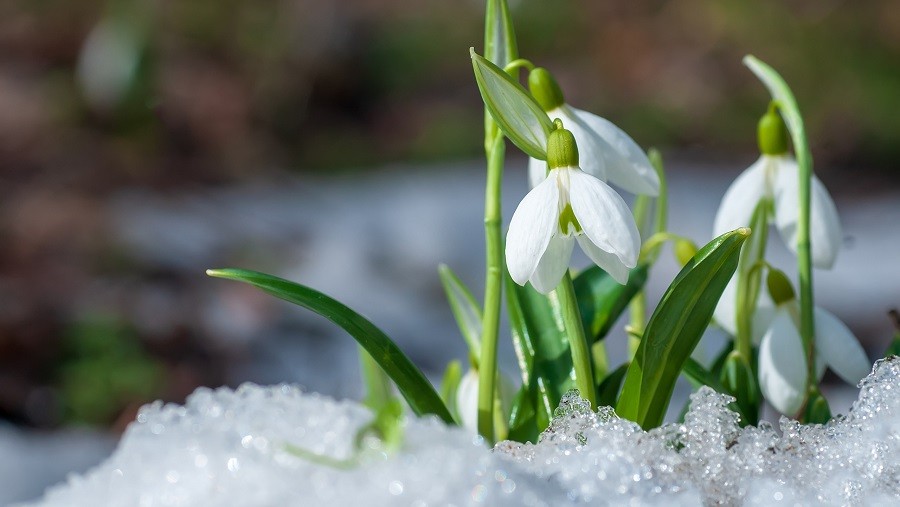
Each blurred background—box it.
[1,0,899,502]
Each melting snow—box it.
[26,357,900,506]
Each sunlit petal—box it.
[547,106,608,181]
[814,307,870,385]
[576,235,630,284]
[506,175,559,285]
[567,169,640,270]
[571,107,659,196]
[758,310,807,415]
[713,157,768,237]
[530,235,575,294]
[772,157,842,268]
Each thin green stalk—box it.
[359,348,394,411]
[628,293,645,358]
[795,130,816,391]
[734,200,769,360]
[555,272,597,408]
[477,134,505,442]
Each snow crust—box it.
[27,357,900,506]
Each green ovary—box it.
[558,203,583,235]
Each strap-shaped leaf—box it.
[471,49,553,159]
[574,265,648,343]
[206,268,455,424]
[439,360,463,420]
[505,275,574,431]
[616,228,749,429]
[438,264,482,362]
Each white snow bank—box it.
[27,358,900,506]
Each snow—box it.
[25,357,900,506]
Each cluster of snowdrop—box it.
[205,0,881,457]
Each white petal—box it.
[505,175,560,286]
[772,157,842,268]
[570,107,660,196]
[530,235,575,294]
[576,235,630,284]
[547,106,608,181]
[758,310,807,415]
[814,307,870,385]
[528,157,548,189]
[713,157,769,237]
[455,369,479,433]
[566,169,641,270]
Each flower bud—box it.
[528,67,565,112]
[757,102,789,155]
[546,125,579,169]
[673,239,698,267]
[766,267,796,305]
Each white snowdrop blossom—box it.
[749,272,869,415]
[526,68,660,196]
[758,301,870,415]
[506,127,641,294]
[713,106,842,269]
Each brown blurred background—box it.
[1,0,899,434]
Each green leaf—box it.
[616,228,750,429]
[484,0,517,69]
[596,363,629,407]
[206,268,454,424]
[439,360,463,420]
[438,264,483,362]
[360,347,396,412]
[719,351,759,425]
[505,275,574,432]
[574,265,649,342]
[471,49,553,159]
[804,391,832,424]
[506,385,539,443]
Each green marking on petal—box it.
[558,203,582,235]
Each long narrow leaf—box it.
[438,264,483,362]
[484,0,517,69]
[206,268,455,424]
[616,228,749,429]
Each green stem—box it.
[795,141,816,391]
[477,132,505,442]
[555,272,597,408]
[628,292,645,359]
[734,200,770,360]
[359,348,394,411]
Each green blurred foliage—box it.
[2,0,899,179]
[59,316,165,426]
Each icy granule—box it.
[26,358,900,506]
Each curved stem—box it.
[555,271,597,408]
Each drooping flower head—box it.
[506,123,640,293]
[756,269,870,414]
[714,104,842,268]
[526,67,660,197]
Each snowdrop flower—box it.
[526,67,660,196]
[713,105,842,268]
[506,126,641,293]
[756,270,869,414]
[456,368,515,438]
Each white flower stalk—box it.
[713,106,842,269]
[526,68,660,196]
[756,271,870,414]
[506,126,641,293]
[456,368,515,437]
